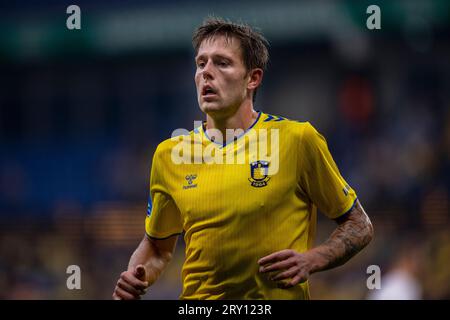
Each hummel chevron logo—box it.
[264,114,285,122]
[183,174,198,189]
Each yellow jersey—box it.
[145,111,357,299]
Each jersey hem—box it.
[333,197,358,220]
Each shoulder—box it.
[260,112,317,141]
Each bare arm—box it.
[128,234,178,283]
[113,234,178,300]
[259,199,373,287]
[305,199,373,272]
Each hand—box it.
[258,249,314,288]
[113,265,149,300]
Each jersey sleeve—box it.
[298,122,357,219]
[145,144,183,238]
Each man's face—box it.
[195,35,249,117]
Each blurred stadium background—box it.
[0,0,449,299]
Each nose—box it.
[200,60,214,80]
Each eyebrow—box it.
[195,53,233,62]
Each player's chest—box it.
[166,159,296,219]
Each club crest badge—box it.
[249,160,270,188]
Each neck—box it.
[205,101,258,144]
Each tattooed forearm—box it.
[258,200,373,287]
[306,200,374,273]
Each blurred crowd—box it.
[0,1,449,299]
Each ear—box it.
[247,68,264,91]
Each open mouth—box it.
[202,85,217,97]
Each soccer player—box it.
[113,17,374,300]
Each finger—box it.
[114,287,140,300]
[135,265,146,281]
[270,267,298,281]
[259,257,295,273]
[284,274,308,288]
[120,270,147,295]
[112,292,122,300]
[258,250,294,266]
[121,271,148,289]
[117,279,147,296]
